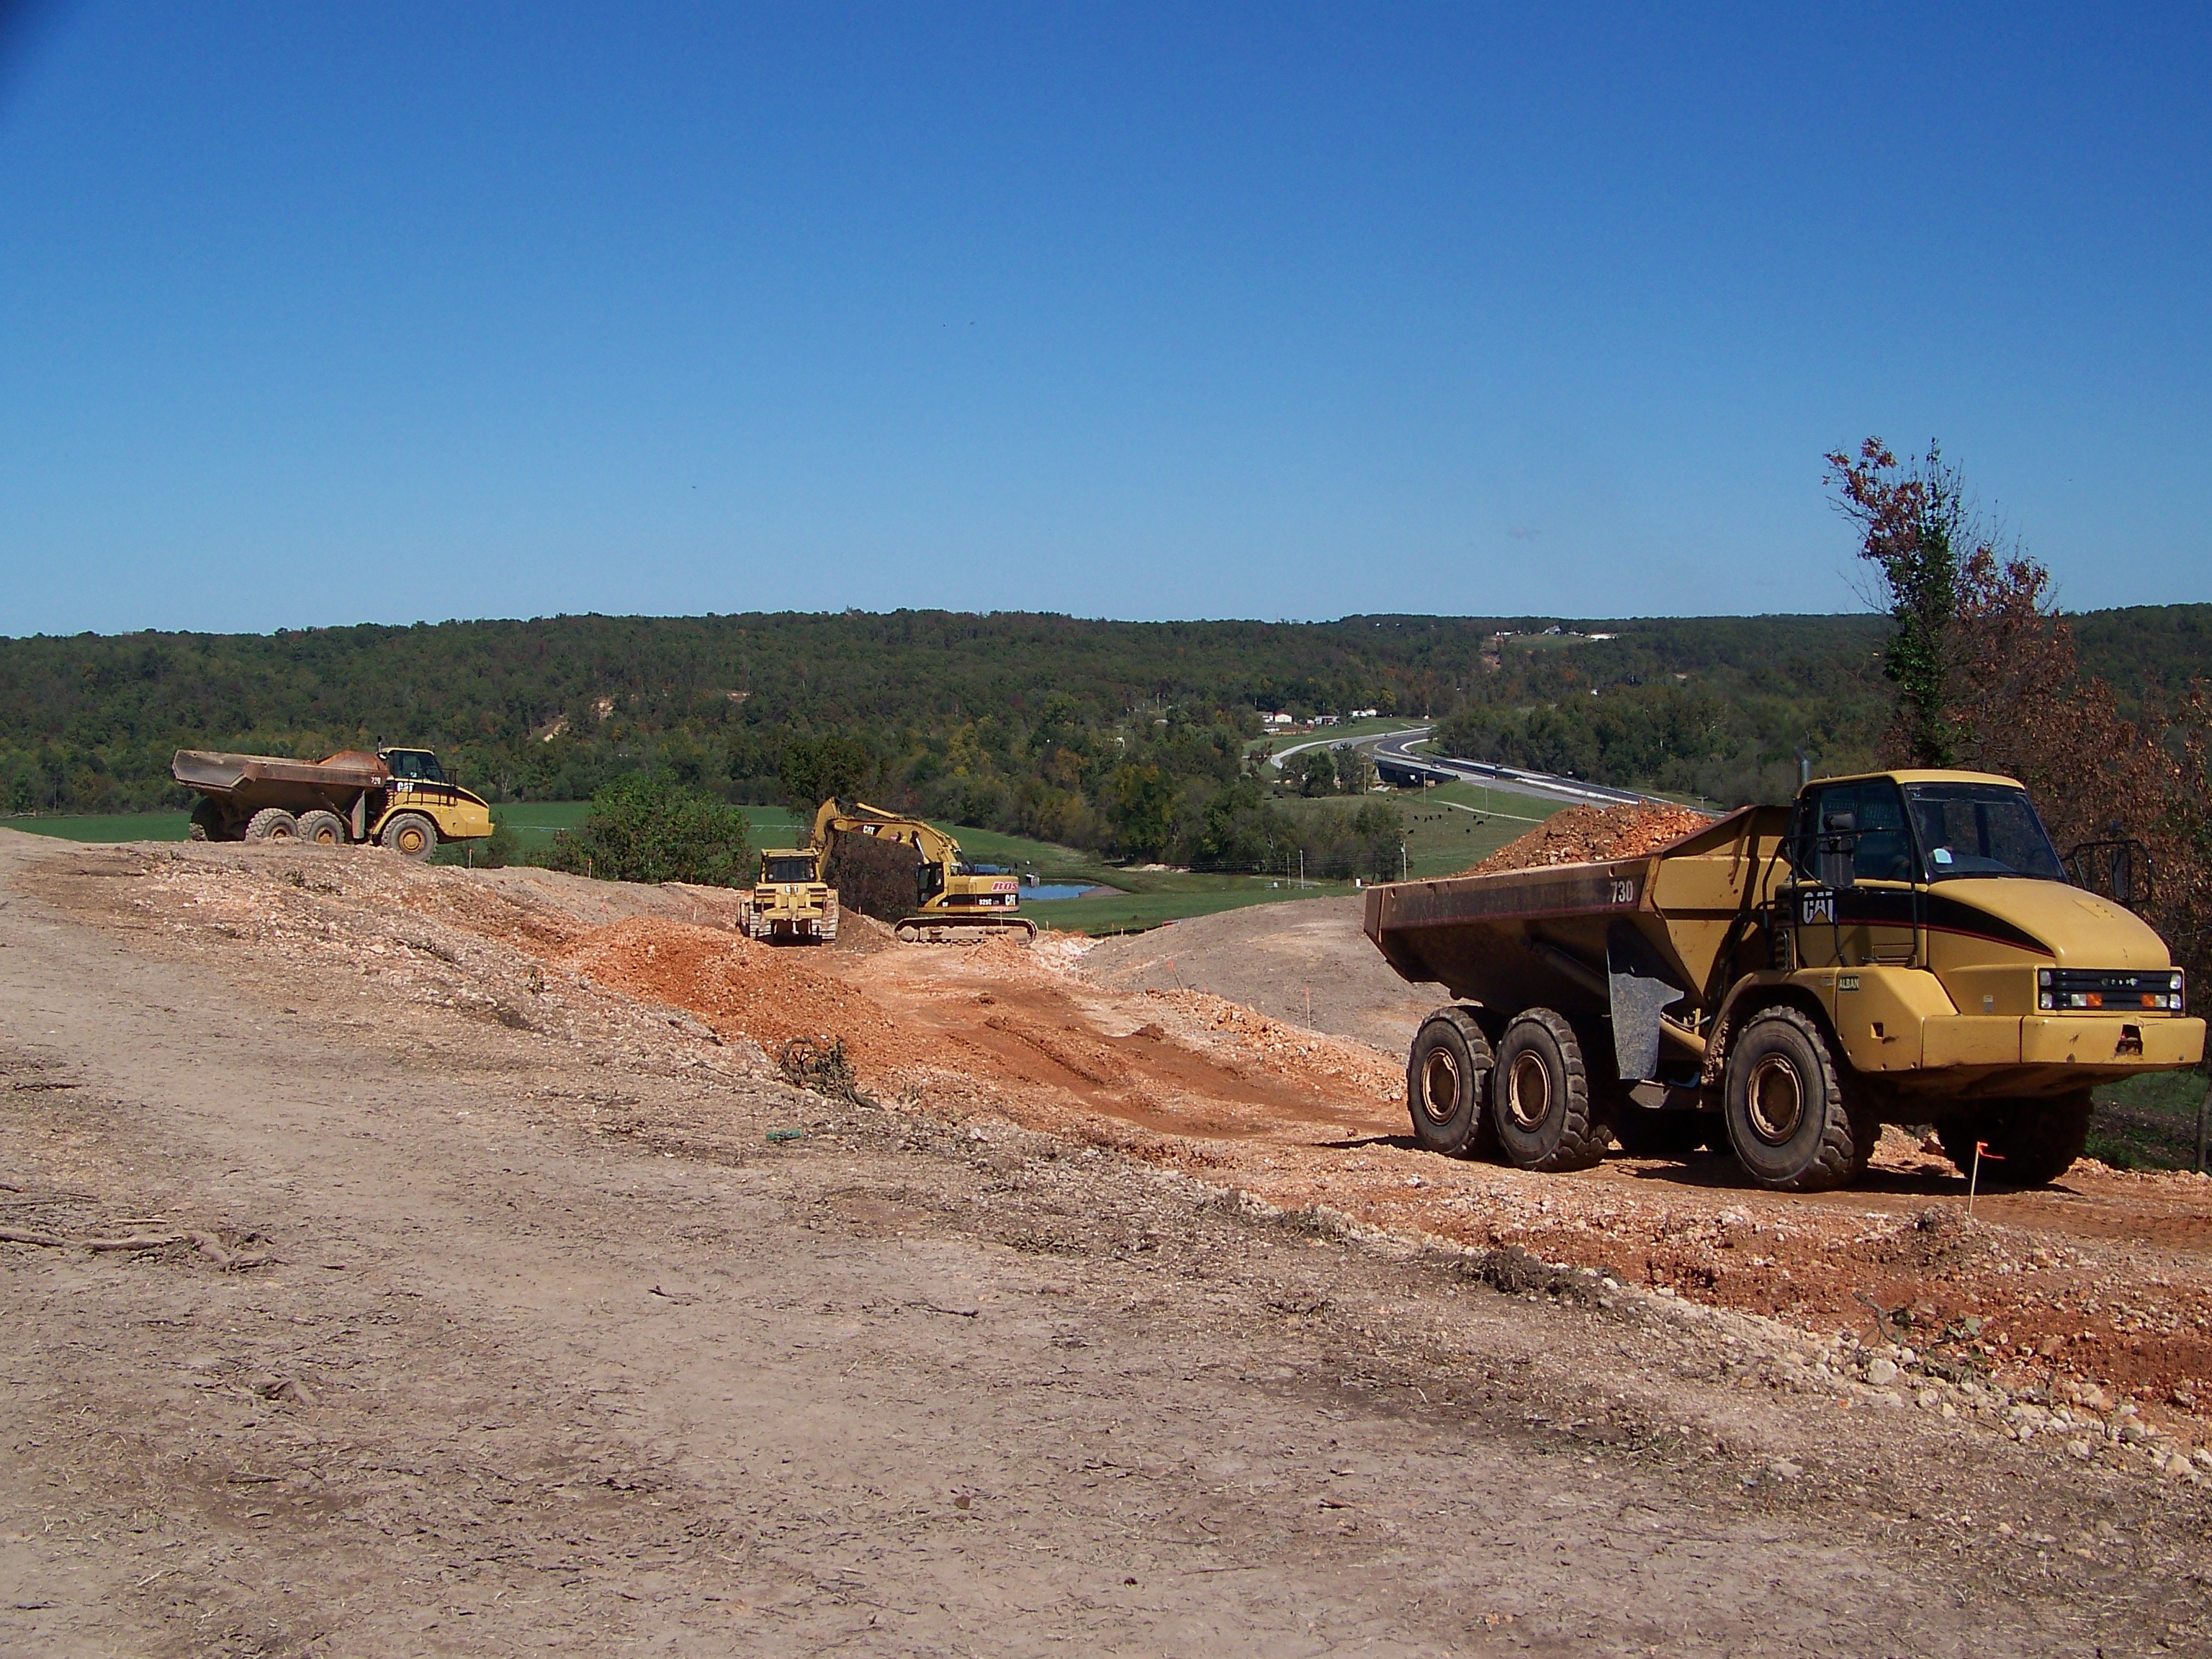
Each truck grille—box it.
[2038,968,2185,1012]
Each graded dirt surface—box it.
[5,833,2212,1658]
[1079,894,1445,1053]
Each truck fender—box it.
[1702,974,1839,1089]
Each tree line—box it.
[1,603,2204,876]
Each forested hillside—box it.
[3,607,2206,864]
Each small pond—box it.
[1021,882,1119,902]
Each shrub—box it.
[547,774,752,886]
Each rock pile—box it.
[1463,802,1714,876]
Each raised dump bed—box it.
[1365,770,2203,1192]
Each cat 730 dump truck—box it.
[1365,770,2203,1192]
[171,747,494,860]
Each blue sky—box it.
[2,3,2207,634]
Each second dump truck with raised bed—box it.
[172,747,493,860]
[1365,769,2203,1191]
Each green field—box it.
[1267,781,1560,881]
[2089,1069,2211,1172]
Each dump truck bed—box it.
[171,749,388,799]
[1364,806,1788,1079]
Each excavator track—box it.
[893,914,1038,945]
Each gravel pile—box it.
[1462,802,1715,875]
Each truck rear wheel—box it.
[380,813,437,860]
[1721,1006,1868,1192]
[188,799,225,842]
[1406,1007,1496,1158]
[244,808,300,842]
[295,810,348,847]
[1491,1009,1610,1172]
[1935,1092,2092,1187]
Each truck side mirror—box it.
[1817,811,1857,890]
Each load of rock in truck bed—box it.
[1461,802,1715,875]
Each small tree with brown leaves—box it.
[1948,549,2212,986]
[1824,438,1975,766]
[1827,436,2212,984]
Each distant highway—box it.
[1272,724,1689,811]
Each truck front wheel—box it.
[1491,1009,1610,1172]
[1721,1006,1868,1191]
[380,813,438,860]
[1934,1092,2092,1187]
[1406,1008,1495,1158]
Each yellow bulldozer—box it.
[741,799,1033,945]
[738,842,840,944]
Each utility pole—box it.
[1298,849,1305,890]
[1400,843,1408,883]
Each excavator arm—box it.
[806,799,1033,944]
[811,799,966,877]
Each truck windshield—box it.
[387,750,444,783]
[1906,783,2066,881]
[763,857,817,884]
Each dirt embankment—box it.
[34,837,2212,1485]
[1078,894,1444,1053]
[16,830,2212,1654]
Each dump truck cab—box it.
[1763,769,2196,1097]
[741,846,839,944]
[1367,768,2203,1192]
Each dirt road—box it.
[1080,894,1444,1052]
[4,832,2208,1656]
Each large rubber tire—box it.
[380,812,437,860]
[1721,1005,1869,1192]
[1491,1008,1611,1172]
[1406,1007,1496,1158]
[1613,1110,1716,1160]
[295,809,348,848]
[243,808,300,842]
[1934,1092,2092,1187]
[188,798,225,842]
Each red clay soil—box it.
[1464,802,1715,874]
[556,918,897,1068]
[392,886,2212,1444]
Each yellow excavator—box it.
[803,799,1035,944]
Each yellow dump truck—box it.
[1365,769,2203,1190]
[172,747,494,860]
[738,845,840,944]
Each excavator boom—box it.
[809,799,1035,944]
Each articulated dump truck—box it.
[172,747,493,860]
[1365,770,2203,1192]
